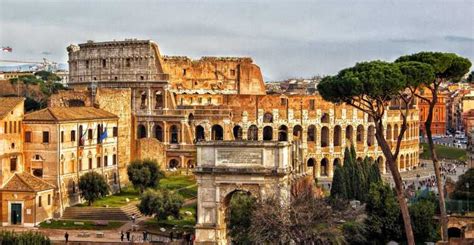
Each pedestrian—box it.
[131,213,136,223]
[169,231,174,241]
[126,230,130,241]
[65,232,69,243]
[120,231,124,242]
[143,231,147,241]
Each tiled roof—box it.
[2,172,55,192]
[0,97,24,119]
[24,107,118,122]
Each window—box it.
[104,155,108,166]
[309,99,315,110]
[102,59,106,68]
[42,131,50,143]
[113,154,117,165]
[88,129,93,140]
[230,69,236,76]
[25,131,32,142]
[9,121,12,133]
[71,130,76,142]
[183,69,187,76]
[38,196,42,207]
[280,98,287,106]
[113,127,118,137]
[48,194,51,205]
[140,75,144,80]
[88,158,92,169]
[3,121,6,133]
[207,97,212,104]
[17,121,21,133]
[61,131,64,143]
[126,58,131,67]
[13,121,16,133]
[10,157,17,171]
[198,98,203,104]
[72,181,76,193]
[97,156,101,168]
[85,60,89,69]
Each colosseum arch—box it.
[377,156,385,174]
[321,113,330,123]
[333,158,341,167]
[154,124,163,141]
[278,125,288,141]
[263,112,273,123]
[211,124,224,140]
[307,125,316,142]
[138,124,147,139]
[400,155,405,170]
[393,124,399,141]
[320,158,329,176]
[168,158,180,169]
[247,125,258,141]
[367,125,375,146]
[293,125,303,141]
[263,126,273,141]
[386,124,392,141]
[333,125,341,146]
[196,125,206,142]
[345,125,353,143]
[170,125,180,144]
[356,125,364,144]
[233,125,243,140]
[321,126,329,147]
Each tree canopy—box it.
[138,189,184,220]
[127,159,165,193]
[78,172,109,206]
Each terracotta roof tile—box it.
[0,97,24,119]
[2,172,55,192]
[24,107,117,122]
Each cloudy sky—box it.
[0,0,473,80]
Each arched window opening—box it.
[356,125,364,143]
[386,124,392,140]
[321,113,330,123]
[278,125,288,141]
[154,125,163,141]
[367,126,375,146]
[292,125,303,141]
[320,158,329,176]
[307,158,315,167]
[140,91,147,109]
[155,91,163,109]
[196,125,205,142]
[79,125,84,146]
[377,156,385,174]
[248,125,258,141]
[233,126,243,140]
[321,126,329,147]
[211,125,224,140]
[169,159,180,169]
[393,124,399,141]
[263,126,273,141]
[345,125,353,143]
[333,126,341,146]
[170,125,179,144]
[138,124,147,139]
[333,158,341,168]
[263,112,273,123]
[307,125,316,142]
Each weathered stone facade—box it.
[63,39,420,181]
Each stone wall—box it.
[135,138,167,170]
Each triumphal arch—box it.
[194,141,300,244]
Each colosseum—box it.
[61,39,420,181]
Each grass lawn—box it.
[75,186,139,207]
[39,220,124,230]
[420,143,467,161]
[159,175,196,190]
[142,202,197,233]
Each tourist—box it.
[126,230,130,241]
[131,214,136,223]
[169,231,174,241]
[65,232,69,243]
[143,231,147,241]
[120,231,124,242]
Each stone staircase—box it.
[61,202,142,221]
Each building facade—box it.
[61,39,420,180]
[418,88,447,136]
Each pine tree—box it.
[330,164,347,199]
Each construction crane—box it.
[0,58,59,72]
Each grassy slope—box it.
[39,220,124,230]
[419,143,467,161]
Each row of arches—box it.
[307,156,386,177]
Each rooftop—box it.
[0,97,24,119]
[24,106,118,122]
[2,172,55,192]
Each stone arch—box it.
[168,159,180,169]
[377,156,385,174]
[386,124,392,140]
[320,158,329,176]
[248,125,258,141]
[188,113,194,125]
[400,155,405,170]
[321,113,330,123]
[367,125,375,146]
[138,124,147,139]
[211,124,224,140]
[307,125,316,142]
[333,125,341,146]
[263,112,273,123]
[448,227,462,238]
[155,90,163,109]
[356,125,364,143]
[233,125,243,140]
[170,125,180,144]
[307,158,315,167]
[263,126,273,141]
[140,90,147,109]
[321,126,329,147]
[393,124,399,141]
[333,158,341,167]
[345,125,353,143]
[292,125,303,141]
[154,124,163,141]
[278,125,288,141]
[196,125,205,142]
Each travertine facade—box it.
[62,39,421,181]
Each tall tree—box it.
[127,159,165,193]
[78,172,109,206]
[395,52,471,241]
[330,164,347,199]
[318,61,434,244]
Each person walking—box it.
[126,230,130,241]
[143,231,148,241]
[120,231,124,242]
[64,232,69,243]
[131,214,136,223]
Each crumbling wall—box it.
[136,138,167,170]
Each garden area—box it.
[420,143,467,161]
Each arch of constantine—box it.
[194,141,298,244]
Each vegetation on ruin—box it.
[330,146,382,202]
[419,143,467,161]
[78,171,110,206]
[127,159,165,193]
[0,230,51,244]
[395,52,472,241]
[39,220,124,230]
